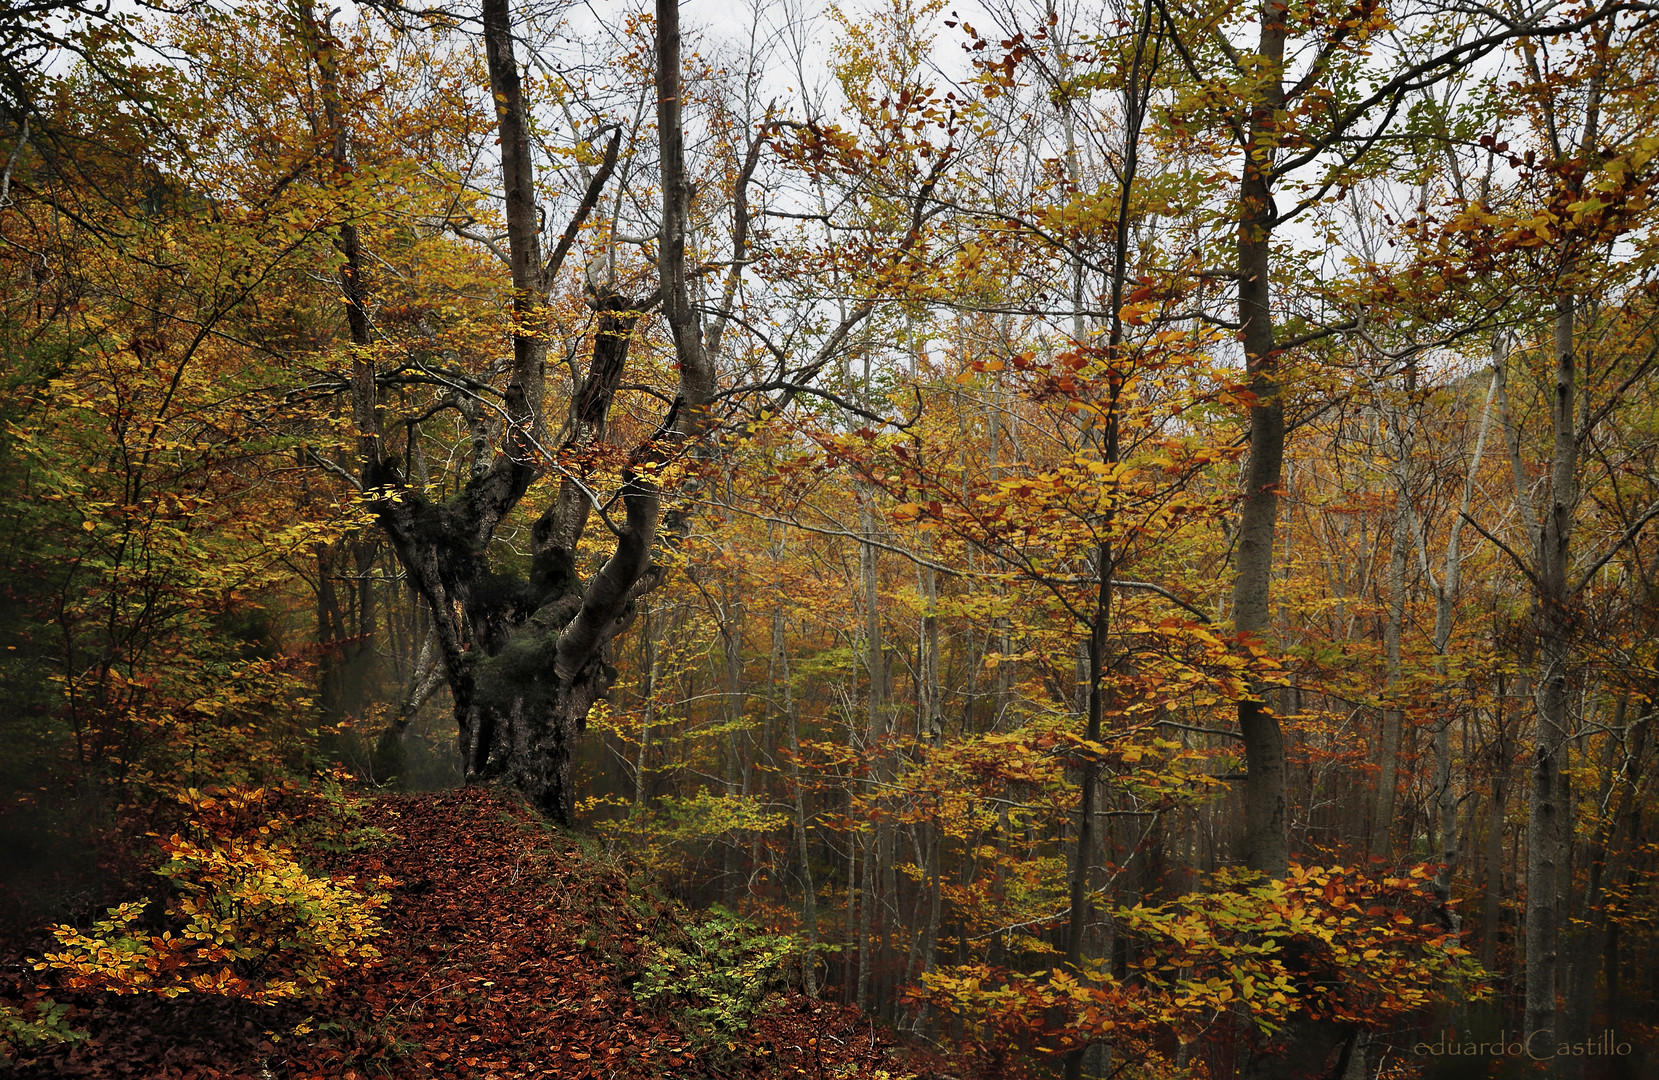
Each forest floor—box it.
[4,788,936,1080]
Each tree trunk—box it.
[315,540,347,719]
[856,481,887,1011]
[335,0,697,826]
[845,819,858,1004]
[1602,706,1646,1031]
[1526,297,1578,1058]
[1227,3,1359,1076]
[919,557,942,742]
[1370,394,1412,859]
[920,819,942,1021]
[718,583,746,906]
[1428,367,1495,920]
[1060,9,1152,1067]
[1232,0,1292,885]
[1481,680,1511,974]
[857,824,874,1010]
[777,604,819,995]
[635,601,661,808]
[1066,546,1110,971]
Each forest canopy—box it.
[2,0,1658,1076]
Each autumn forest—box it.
[2,0,1657,1076]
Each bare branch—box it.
[1460,510,1540,589]
[446,221,511,267]
[304,446,364,491]
[1573,501,1659,596]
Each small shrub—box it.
[635,906,802,1042]
[0,997,85,1062]
[293,766,398,854]
[34,786,388,1006]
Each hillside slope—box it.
[12,789,908,1080]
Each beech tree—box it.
[1482,24,1659,1054]
[314,0,752,823]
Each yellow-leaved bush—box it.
[915,863,1486,1057]
[35,787,388,1006]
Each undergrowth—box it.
[4,771,395,1063]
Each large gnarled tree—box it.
[331,0,724,823]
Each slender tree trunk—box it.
[878,819,896,1017]
[845,820,858,1005]
[855,483,884,1011]
[720,588,746,906]
[776,604,819,995]
[1602,706,1646,1030]
[1371,397,1413,859]
[1562,698,1620,1077]
[315,540,347,719]
[919,817,942,1026]
[857,825,874,1010]
[1225,3,1362,1074]
[1066,549,1111,1080]
[1481,684,1510,975]
[1526,297,1579,1059]
[1061,11,1153,1074]
[1067,549,1110,973]
[919,558,942,742]
[635,602,660,808]
[1429,369,1495,920]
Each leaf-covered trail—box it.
[17,789,902,1079]
[319,788,694,1079]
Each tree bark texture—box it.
[1232,0,1291,884]
[1525,298,1579,1058]
[1370,395,1412,859]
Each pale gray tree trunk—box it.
[634,602,660,808]
[1371,391,1413,859]
[1426,367,1497,916]
[918,557,942,742]
[1525,297,1578,1058]
[855,484,883,1010]
[775,601,819,995]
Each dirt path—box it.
[294,788,695,1080]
